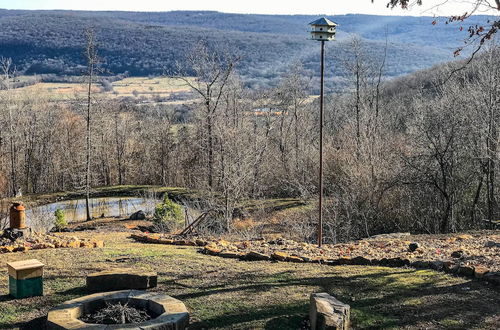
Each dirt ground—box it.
[0,221,499,329]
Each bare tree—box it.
[0,57,18,196]
[84,28,99,221]
[171,42,240,190]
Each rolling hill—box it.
[0,9,494,88]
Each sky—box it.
[0,0,497,16]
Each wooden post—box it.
[318,40,325,248]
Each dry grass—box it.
[0,76,196,102]
[110,77,193,98]
[0,222,499,329]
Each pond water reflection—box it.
[26,197,159,224]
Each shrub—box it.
[54,208,67,231]
[153,195,183,233]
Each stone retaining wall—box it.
[129,233,500,286]
[0,238,104,254]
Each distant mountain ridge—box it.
[0,9,494,87]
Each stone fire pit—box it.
[47,290,189,329]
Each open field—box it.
[0,76,196,102]
[0,223,499,329]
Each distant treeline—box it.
[0,9,492,89]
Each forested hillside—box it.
[0,9,492,88]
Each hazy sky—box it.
[0,0,497,16]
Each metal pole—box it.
[318,40,325,248]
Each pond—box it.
[26,197,160,225]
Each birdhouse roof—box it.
[309,17,338,26]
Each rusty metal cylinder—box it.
[9,202,26,229]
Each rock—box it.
[286,255,306,263]
[484,241,500,248]
[474,266,490,278]
[443,261,458,273]
[457,265,474,277]
[386,258,409,267]
[66,240,80,248]
[236,241,250,250]
[226,245,239,251]
[158,238,174,244]
[174,240,197,246]
[130,234,147,242]
[195,239,208,246]
[146,235,160,243]
[378,258,389,266]
[306,257,324,264]
[451,250,464,258]
[310,293,350,330]
[351,256,371,265]
[325,259,340,266]
[271,251,289,261]
[129,210,146,220]
[268,238,288,245]
[483,272,500,285]
[337,257,352,265]
[408,242,419,252]
[429,261,444,271]
[370,232,410,239]
[80,241,94,248]
[2,245,15,253]
[217,240,231,247]
[245,251,271,261]
[219,251,243,259]
[204,246,221,256]
[411,260,430,269]
[86,268,157,292]
[93,240,105,248]
[205,242,218,250]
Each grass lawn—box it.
[0,229,498,329]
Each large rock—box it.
[271,251,289,261]
[350,256,371,265]
[484,241,500,248]
[474,266,490,278]
[86,268,157,292]
[310,293,350,330]
[484,272,500,285]
[245,251,271,261]
[129,210,146,220]
[408,242,419,252]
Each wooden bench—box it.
[7,259,44,298]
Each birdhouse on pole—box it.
[309,17,337,41]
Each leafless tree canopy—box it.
[376,0,500,55]
[0,37,498,242]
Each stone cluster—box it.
[129,232,500,286]
[0,232,104,253]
